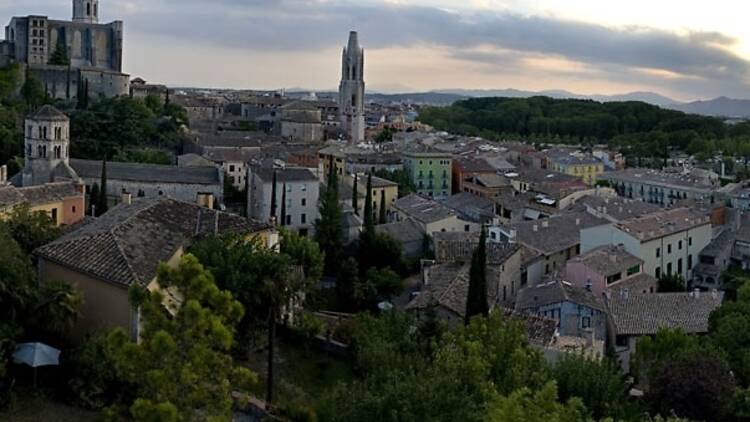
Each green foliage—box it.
[657,273,684,292]
[104,254,256,421]
[374,127,395,144]
[2,203,61,254]
[49,41,70,66]
[88,183,99,216]
[551,355,628,419]
[97,160,108,215]
[488,382,589,422]
[0,63,22,99]
[280,228,324,283]
[362,173,374,236]
[351,173,359,215]
[378,190,387,224]
[465,226,489,324]
[373,168,415,198]
[710,300,750,385]
[21,75,45,110]
[112,147,172,165]
[315,161,344,276]
[0,225,35,324]
[336,257,359,312]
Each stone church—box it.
[0,0,129,99]
[338,31,366,144]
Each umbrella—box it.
[12,342,61,388]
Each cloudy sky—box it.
[1,0,749,101]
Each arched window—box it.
[42,126,47,139]
[42,145,47,158]
[37,145,42,157]
[94,3,98,17]
[87,2,91,16]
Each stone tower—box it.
[73,0,99,24]
[21,105,78,187]
[338,31,366,144]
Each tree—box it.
[105,255,256,420]
[97,159,108,216]
[89,183,100,216]
[465,226,489,324]
[631,328,703,389]
[49,40,70,66]
[270,170,278,223]
[488,382,589,422]
[552,355,628,419]
[379,189,387,224]
[315,159,344,276]
[650,347,735,421]
[279,228,323,283]
[26,280,82,336]
[280,183,287,227]
[21,74,45,110]
[657,273,684,292]
[363,173,374,236]
[3,204,61,254]
[352,172,359,215]
[336,257,359,311]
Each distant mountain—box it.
[668,97,750,118]
[433,88,679,107]
[365,92,467,106]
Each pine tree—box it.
[465,226,489,325]
[97,160,108,216]
[49,40,70,66]
[270,170,278,224]
[280,183,287,227]
[379,189,387,224]
[314,157,344,276]
[352,173,359,215]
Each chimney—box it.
[542,220,549,228]
[533,224,538,232]
[711,289,718,300]
[196,192,215,209]
[0,164,6,184]
[509,229,517,239]
[575,218,581,226]
[609,254,617,263]
[121,192,132,205]
[693,288,700,299]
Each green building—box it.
[403,145,452,199]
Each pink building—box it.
[566,245,657,296]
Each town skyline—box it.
[1,0,750,101]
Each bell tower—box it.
[21,106,72,187]
[73,0,99,24]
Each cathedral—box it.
[338,31,366,144]
[0,0,129,99]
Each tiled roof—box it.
[203,148,260,164]
[252,167,318,183]
[607,273,658,295]
[376,219,424,244]
[454,157,496,174]
[433,231,521,265]
[606,291,724,336]
[70,159,221,185]
[500,308,558,347]
[508,211,608,255]
[36,198,272,288]
[600,167,717,191]
[568,245,642,278]
[0,182,82,209]
[394,194,456,224]
[441,192,495,222]
[31,105,69,121]
[615,208,711,242]
[569,194,662,222]
[516,280,604,312]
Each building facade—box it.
[403,147,452,199]
[18,105,79,187]
[247,167,320,237]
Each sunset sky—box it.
[1,0,749,101]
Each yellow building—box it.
[0,182,86,226]
[550,155,605,186]
[344,173,399,217]
[35,197,275,342]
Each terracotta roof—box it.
[615,208,711,242]
[0,182,82,210]
[433,231,521,265]
[508,211,608,256]
[606,291,724,336]
[568,245,642,278]
[516,280,605,312]
[36,198,272,288]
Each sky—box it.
[1,0,749,101]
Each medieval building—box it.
[338,31,366,144]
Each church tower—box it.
[73,0,99,24]
[21,105,77,187]
[338,31,366,144]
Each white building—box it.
[581,208,712,282]
[247,167,319,237]
[338,31,365,144]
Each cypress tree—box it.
[363,173,374,237]
[83,79,89,108]
[315,157,344,276]
[89,183,100,216]
[270,170,278,224]
[352,173,359,215]
[280,183,287,227]
[465,226,489,325]
[97,160,108,216]
[379,190,387,224]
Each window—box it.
[627,265,640,276]
[689,237,693,246]
[582,316,591,328]
[301,198,307,206]
[656,248,660,258]
[678,240,683,250]
[667,244,672,254]
[301,214,306,224]
[688,254,693,270]
[655,267,661,278]
[464,225,470,232]
[87,2,91,16]
[301,184,307,192]
[678,258,683,274]
[229,165,235,172]
[286,215,292,225]
[72,206,76,213]
[51,208,57,224]
[667,263,672,276]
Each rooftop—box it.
[393,194,456,225]
[516,280,604,312]
[70,159,221,185]
[433,231,521,265]
[30,105,69,122]
[601,167,717,191]
[606,291,724,336]
[252,167,318,184]
[568,245,642,278]
[0,182,82,210]
[507,211,608,255]
[376,219,424,244]
[615,208,711,242]
[570,194,662,222]
[35,198,272,288]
